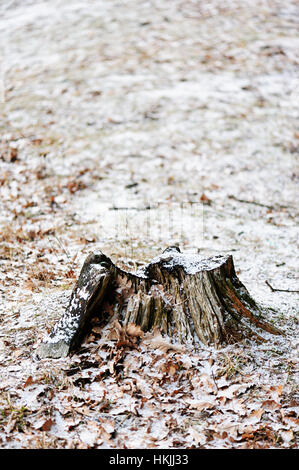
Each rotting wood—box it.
[36,246,283,359]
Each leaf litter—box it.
[0,0,298,449]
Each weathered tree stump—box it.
[36,246,283,359]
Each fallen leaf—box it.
[280,409,299,427]
[200,373,217,393]
[241,430,255,440]
[246,409,264,425]
[34,417,55,431]
[200,193,211,205]
[92,325,103,334]
[218,383,253,399]
[66,268,76,278]
[79,426,99,447]
[214,419,240,438]
[186,397,216,411]
[100,419,115,435]
[75,405,95,417]
[142,328,185,353]
[30,138,43,145]
[280,429,294,444]
[116,339,137,349]
[5,147,18,162]
[13,349,23,358]
[216,376,231,388]
[66,179,86,194]
[225,398,246,416]
[98,418,115,442]
[126,322,144,338]
[41,418,54,432]
[188,427,207,445]
[261,399,281,410]
[24,376,34,388]
[160,359,178,376]
[5,418,17,434]
[268,385,284,403]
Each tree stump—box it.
[36,246,283,359]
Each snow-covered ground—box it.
[0,0,298,448]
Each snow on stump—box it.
[36,246,283,359]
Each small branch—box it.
[265,280,299,293]
[228,195,274,210]
[109,205,152,211]
[208,357,219,392]
[228,195,297,216]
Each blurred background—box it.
[0,0,298,293]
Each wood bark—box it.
[36,246,283,359]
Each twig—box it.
[210,368,219,392]
[208,357,219,392]
[53,234,71,261]
[265,280,299,293]
[109,205,152,211]
[229,195,274,209]
[52,234,78,269]
[228,195,297,215]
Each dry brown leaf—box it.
[168,364,177,376]
[23,375,34,388]
[218,383,253,399]
[107,320,123,340]
[98,418,115,442]
[142,328,185,353]
[75,405,95,416]
[3,147,18,162]
[41,418,54,432]
[214,419,240,438]
[199,373,217,393]
[268,385,284,403]
[246,408,264,425]
[160,359,178,376]
[13,349,23,358]
[261,399,281,410]
[126,322,144,338]
[116,339,137,349]
[280,410,299,427]
[92,325,103,334]
[188,427,207,445]
[33,418,55,432]
[115,275,134,300]
[200,193,211,205]
[107,320,142,346]
[216,376,231,388]
[5,418,17,434]
[280,429,294,444]
[100,419,115,435]
[187,400,216,411]
[185,395,217,411]
[241,428,255,440]
[225,398,246,416]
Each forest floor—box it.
[0,0,298,449]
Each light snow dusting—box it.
[0,0,298,449]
